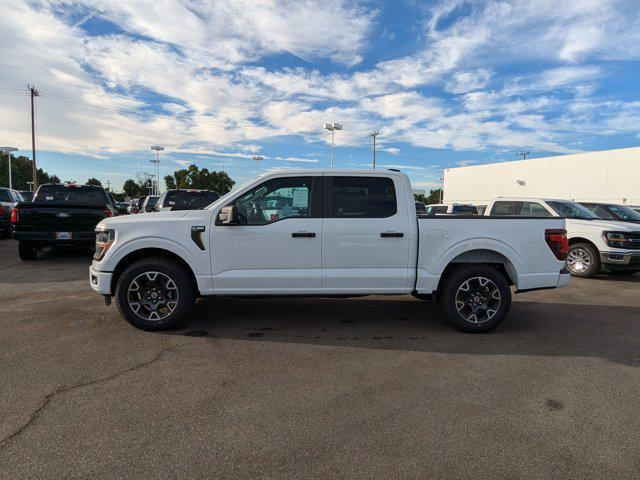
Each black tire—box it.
[18,241,38,261]
[115,257,196,331]
[566,243,600,278]
[440,265,511,333]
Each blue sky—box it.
[1,0,640,192]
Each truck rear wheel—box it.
[440,265,511,333]
[115,257,196,331]
[566,243,600,277]
[18,241,38,261]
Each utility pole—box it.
[515,151,530,160]
[28,85,39,189]
[106,180,111,191]
[369,131,380,169]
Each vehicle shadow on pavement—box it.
[164,296,640,368]
[0,245,93,284]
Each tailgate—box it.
[15,203,108,232]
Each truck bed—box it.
[415,215,567,294]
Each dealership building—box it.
[443,146,640,206]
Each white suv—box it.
[485,198,640,277]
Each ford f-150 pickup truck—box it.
[12,183,114,260]
[90,170,569,333]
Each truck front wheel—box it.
[440,265,511,333]
[566,243,600,277]
[115,257,196,331]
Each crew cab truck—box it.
[12,183,114,260]
[485,198,640,277]
[90,171,569,333]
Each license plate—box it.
[56,232,72,240]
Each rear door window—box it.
[490,201,518,215]
[519,201,552,217]
[328,176,397,218]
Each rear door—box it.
[209,175,322,294]
[321,174,412,294]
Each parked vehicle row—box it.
[484,198,640,277]
[89,170,569,333]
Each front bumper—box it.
[600,251,640,266]
[89,264,113,295]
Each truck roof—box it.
[492,197,572,203]
[255,169,408,177]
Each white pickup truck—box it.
[90,170,569,333]
[484,198,640,277]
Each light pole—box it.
[0,147,18,190]
[324,123,342,169]
[436,176,444,203]
[150,146,164,195]
[369,132,380,169]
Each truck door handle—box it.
[292,232,316,238]
[380,232,404,238]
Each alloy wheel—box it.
[127,271,179,321]
[454,276,501,324]
[566,247,591,274]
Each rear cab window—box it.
[34,185,108,204]
[163,190,220,210]
[452,205,478,214]
[327,176,397,218]
[426,206,447,215]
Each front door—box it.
[209,175,322,294]
[321,174,412,294]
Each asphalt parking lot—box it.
[1,238,639,479]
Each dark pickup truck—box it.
[11,184,114,260]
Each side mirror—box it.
[218,205,239,225]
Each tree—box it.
[122,179,139,198]
[414,193,426,203]
[86,177,102,186]
[0,154,59,190]
[425,188,442,204]
[164,164,234,194]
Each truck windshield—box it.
[547,201,598,219]
[34,185,108,205]
[607,204,640,221]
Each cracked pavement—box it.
[1,239,639,479]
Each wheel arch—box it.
[111,248,199,295]
[568,236,599,250]
[436,249,517,294]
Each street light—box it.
[150,146,164,195]
[0,146,18,190]
[436,176,444,203]
[369,132,380,169]
[324,122,342,169]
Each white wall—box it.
[443,146,640,205]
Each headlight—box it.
[94,229,115,260]
[603,231,630,248]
